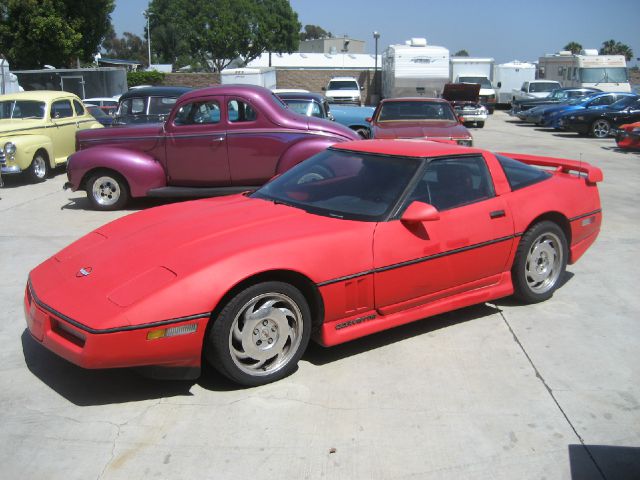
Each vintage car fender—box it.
[2,134,54,171]
[68,146,167,198]
[275,135,343,174]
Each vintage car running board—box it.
[147,186,258,198]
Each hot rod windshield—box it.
[0,100,46,119]
[252,149,421,221]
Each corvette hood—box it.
[30,195,375,329]
[373,121,469,139]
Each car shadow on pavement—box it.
[60,195,184,211]
[569,444,640,480]
[602,146,640,155]
[493,271,575,308]
[303,303,499,366]
[21,330,198,405]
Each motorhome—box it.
[450,57,496,112]
[493,61,537,105]
[538,50,631,93]
[381,38,450,99]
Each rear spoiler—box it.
[497,152,604,185]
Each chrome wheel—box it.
[27,153,49,182]
[591,119,611,138]
[524,231,564,294]
[229,292,304,377]
[91,175,122,207]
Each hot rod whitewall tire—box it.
[512,221,568,304]
[27,151,49,183]
[207,281,311,387]
[86,171,130,211]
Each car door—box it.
[164,96,231,186]
[49,99,77,163]
[372,154,515,315]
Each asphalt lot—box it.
[1,111,639,480]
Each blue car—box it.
[540,92,635,128]
[330,105,375,138]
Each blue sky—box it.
[112,0,640,66]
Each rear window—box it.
[496,154,550,191]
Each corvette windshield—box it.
[377,100,457,122]
[252,149,421,221]
[0,100,46,119]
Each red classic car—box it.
[614,121,640,150]
[65,85,358,210]
[26,140,602,386]
[370,97,474,145]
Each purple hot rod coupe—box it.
[65,85,358,210]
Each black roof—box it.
[119,86,194,101]
[276,92,327,102]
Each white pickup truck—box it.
[512,80,562,103]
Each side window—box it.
[73,100,85,116]
[496,154,550,191]
[174,100,221,126]
[228,99,257,123]
[149,96,177,116]
[589,95,612,107]
[120,98,146,115]
[410,156,494,211]
[311,101,322,118]
[51,100,73,119]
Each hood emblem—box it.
[77,267,93,277]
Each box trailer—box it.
[382,38,450,99]
[538,50,631,93]
[493,60,536,105]
[220,67,277,91]
[450,57,496,112]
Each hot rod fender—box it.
[68,147,167,198]
[10,134,54,169]
[276,136,344,174]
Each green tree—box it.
[600,39,634,61]
[299,24,332,41]
[102,28,148,65]
[453,49,469,57]
[0,0,114,69]
[563,41,583,54]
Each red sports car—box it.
[614,121,640,150]
[25,140,603,386]
[370,97,474,145]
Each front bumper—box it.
[1,165,22,175]
[24,281,208,374]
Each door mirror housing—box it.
[401,201,440,224]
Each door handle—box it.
[211,136,225,143]
[490,210,506,219]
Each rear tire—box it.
[27,151,49,183]
[85,171,130,210]
[477,121,485,128]
[512,221,567,304]
[206,281,311,386]
[590,119,611,138]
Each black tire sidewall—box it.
[206,281,312,387]
[512,221,568,304]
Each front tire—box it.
[206,281,311,386]
[512,221,568,304]
[590,119,611,138]
[27,151,49,183]
[86,171,130,210]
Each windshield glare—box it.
[0,100,46,119]
[251,149,421,221]
[283,99,323,118]
[579,67,628,84]
[378,100,457,121]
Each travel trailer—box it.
[538,50,630,93]
[493,61,537,105]
[381,38,450,99]
[220,67,277,91]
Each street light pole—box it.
[145,11,151,68]
[373,31,380,101]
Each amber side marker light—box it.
[147,324,198,340]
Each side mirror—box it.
[365,117,372,122]
[401,201,440,224]
[360,86,365,91]
[321,87,326,91]
[497,81,502,88]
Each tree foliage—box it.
[127,70,165,87]
[102,28,148,65]
[453,50,469,57]
[148,0,300,72]
[299,24,332,41]
[0,0,114,69]
[563,41,583,54]
[600,39,634,61]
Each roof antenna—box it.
[579,152,583,178]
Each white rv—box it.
[450,57,497,112]
[382,38,450,99]
[493,61,537,105]
[220,67,277,91]
[537,50,630,93]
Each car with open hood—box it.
[442,83,488,128]
[613,120,640,149]
[370,97,473,145]
[65,85,358,210]
[1,91,102,182]
[26,140,602,386]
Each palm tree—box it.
[599,39,633,60]
[563,42,582,54]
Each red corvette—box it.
[25,140,603,386]
[614,121,640,150]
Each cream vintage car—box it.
[0,91,103,182]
